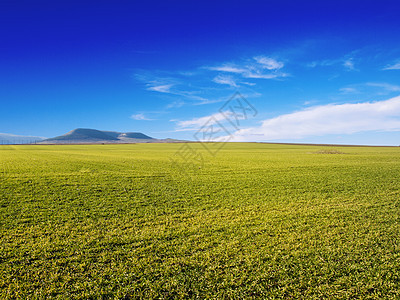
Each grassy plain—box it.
[0,143,399,299]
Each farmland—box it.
[1,143,400,299]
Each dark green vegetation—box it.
[1,143,399,299]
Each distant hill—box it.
[40,128,181,144]
[0,133,45,144]
[48,128,120,141]
[119,132,153,139]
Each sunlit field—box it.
[1,143,399,299]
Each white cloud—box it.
[383,62,400,70]
[174,111,232,131]
[141,77,213,105]
[213,75,237,87]
[339,87,359,94]
[308,55,357,71]
[136,55,286,108]
[244,72,287,79]
[254,56,284,70]
[366,82,400,92]
[147,84,173,93]
[343,58,355,71]
[130,113,153,121]
[208,65,247,73]
[339,82,400,96]
[193,98,227,105]
[230,96,400,141]
[241,81,256,86]
[206,56,287,81]
[307,59,337,68]
[166,100,185,109]
[135,73,176,94]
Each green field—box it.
[1,143,399,299]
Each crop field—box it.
[1,143,400,299]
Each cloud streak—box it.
[366,82,400,92]
[137,76,213,105]
[339,87,359,94]
[339,82,400,96]
[135,54,287,109]
[173,111,231,131]
[343,58,356,71]
[147,84,174,93]
[207,56,288,80]
[308,54,357,71]
[254,56,284,70]
[213,75,237,87]
[130,113,154,121]
[383,62,400,70]
[231,96,400,141]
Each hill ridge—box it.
[40,128,182,144]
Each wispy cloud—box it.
[254,56,284,70]
[147,84,174,93]
[307,61,330,68]
[339,87,359,94]
[209,65,246,73]
[244,72,285,79]
[130,113,154,121]
[213,75,238,87]
[166,100,185,109]
[135,73,177,94]
[302,100,317,106]
[383,61,400,70]
[241,81,256,86]
[207,56,288,80]
[339,82,400,96]
[231,96,400,141]
[343,58,356,71]
[135,54,286,109]
[173,111,231,131]
[136,74,213,105]
[193,98,227,105]
[308,53,357,71]
[366,82,400,92]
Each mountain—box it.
[47,128,120,142]
[119,132,153,139]
[0,133,45,144]
[40,128,180,144]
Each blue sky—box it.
[1,0,400,145]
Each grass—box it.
[0,143,400,299]
[312,149,347,154]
